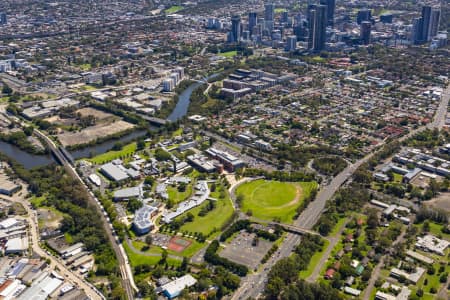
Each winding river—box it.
[0,76,218,167]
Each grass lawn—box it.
[299,239,330,279]
[237,180,317,223]
[0,96,9,103]
[220,50,238,58]
[312,56,326,63]
[275,8,287,13]
[88,142,137,164]
[79,63,92,71]
[30,194,47,207]
[123,242,181,267]
[179,188,234,236]
[167,185,192,204]
[392,173,403,183]
[329,216,348,237]
[165,5,183,13]
[427,222,450,240]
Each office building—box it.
[248,12,258,35]
[265,3,275,31]
[358,10,372,24]
[428,9,440,40]
[285,35,297,51]
[413,6,440,44]
[265,3,274,22]
[281,11,289,24]
[380,14,393,24]
[320,0,335,26]
[357,9,372,25]
[412,17,424,44]
[308,5,327,52]
[360,21,371,45]
[230,15,241,43]
[421,6,432,41]
[0,13,6,25]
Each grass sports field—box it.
[236,179,317,223]
[220,50,238,58]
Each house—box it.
[345,276,355,286]
[344,287,361,296]
[335,249,344,259]
[355,264,365,276]
[324,268,335,279]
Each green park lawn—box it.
[299,239,330,279]
[275,8,287,13]
[165,6,183,14]
[123,242,181,267]
[237,179,317,223]
[220,50,238,58]
[167,185,192,204]
[179,188,235,236]
[87,142,137,164]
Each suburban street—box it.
[232,84,449,300]
[0,191,104,300]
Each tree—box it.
[137,139,146,150]
[366,209,379,229]
[127,197,143,212]
[145,235,153,246]
[23,126,34,136]
[2,83,12,95]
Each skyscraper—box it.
[319,0,335,26]
[265,3,274,22]
[265,3,275,31]
[248,12,258,36]
[308,5,327,52]
[360,21,371,45]
[231,15,241,43]
[412,17,424,44]
[413,6,440,44]
[286,35,298,51]
[0,12,6,25]
[428,9,440,40]
[356,9,372,25]
[281,11,289,24]
[421,6,432,42]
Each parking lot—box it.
[219,231,273,270]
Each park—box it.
[236,179,318,223]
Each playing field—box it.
[236,179,317,223]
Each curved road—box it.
[232,84,449,299]
[1,192,104,300]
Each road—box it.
[306,218,349,283]
[362,228,407,300]
[34,129,136,300]
[232,84,449,300]
[1,191,104,300]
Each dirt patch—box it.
[57,120,134,147]
[37,208,62,229]
[75,107,115,120]
[424,193,450,212]
[44,115,78,126]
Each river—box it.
[167,73,220,122]
[0,130,147,169]
[0,75,219,167]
